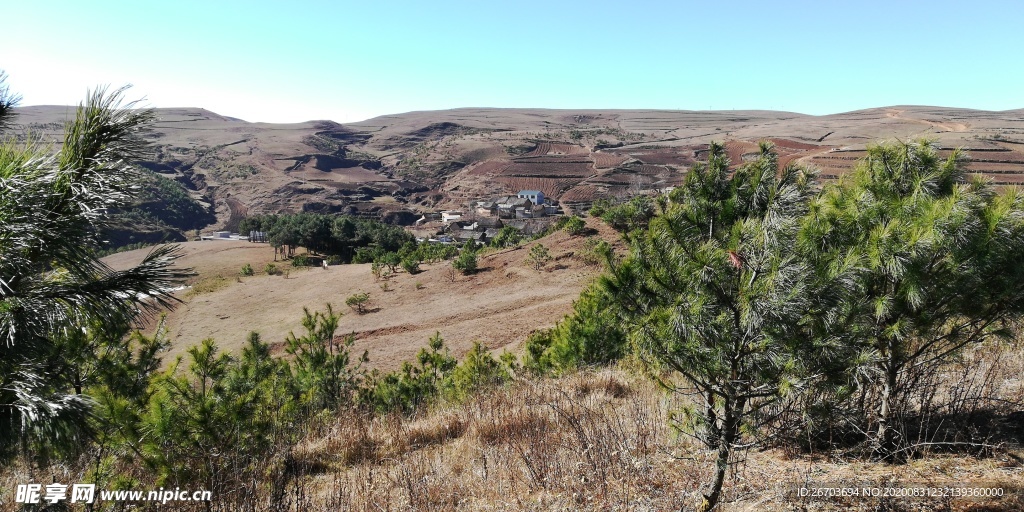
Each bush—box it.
[526,243,551,271]
[597,195,656,232]
[521,328,555,375]
[291,253,311,267]
[371,260,393,281]
[578,238,609,266]
[563,215,586,236]
[264,263,281,275]
[489,226,522,248]
[240,263,254,276]
[521,284,627,375]
[453,243,478,275]
[589,199,610,218]
[358,332,456,414]
[401,256,420,274]
[346,292,370,314]
[442,342,510,402]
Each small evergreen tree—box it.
[563,215,586,236]
[799,139,1024,460]
[526,243,551,271]
[489,226,522,248]
[346,292,371,314]
[453,241,478,274]
[602,141,817,511]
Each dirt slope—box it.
[103,219,616,370]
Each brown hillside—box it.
[103,218,617,370]
[15,105,1024,234]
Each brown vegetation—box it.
[103,219,617,370]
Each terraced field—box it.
[16,105,1024,232]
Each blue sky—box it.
[3,0,1022,123]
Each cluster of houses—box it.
[438,190,559,225]
[475,190,560,219]
[422,190,563,245]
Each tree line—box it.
[238,212,415,262]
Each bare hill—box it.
[14,105,1024,237]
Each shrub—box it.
[371,260,394,281]
[597,195,656,232]
[346,292,371,314]
[563,215,586,236]
[489,226,522,248]
[401,256,420,274]
[291,253,310,267]
[526,243,551,271]
[358,332,456,414]
[578,238,609,266]
[453,243,478,275]
[264,263,281,275]
[442,342,510,402]
[521,328,555,375]
[240,263,254,276]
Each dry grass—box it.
[3,352,1022,512]
[268,364,1023,511]
[183,274,230,298]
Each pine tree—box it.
[799,139,1024,460]
[602,141,817,511]
[0,76,190,461]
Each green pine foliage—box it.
[527,284,627,374]
[345,292,371,314]
[563,215,587,236]
[602,141,817,511]
[0,80,191,461]
[489,225,523,248]
[359,332,457,414]
[284,304,367,411]
[360,333,512,414]
[798,139,1024,460]
[453,241,479,274]
[239,213,415,262]
[591,195,658,233]
[525,243,551,271]
[442,342,510,402]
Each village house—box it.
[498,197,532,218]
[441,210,463,224]
[517,190,545,206]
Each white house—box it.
[441,210,463,224]
[517,190,545,205]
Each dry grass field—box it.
[103,218,618,370]
[290,363,1024,511]
[8,360,1018,511]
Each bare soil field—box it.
[103,219,615,370]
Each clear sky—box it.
[3,0,1022,123]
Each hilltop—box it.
[13,105,1024,243]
